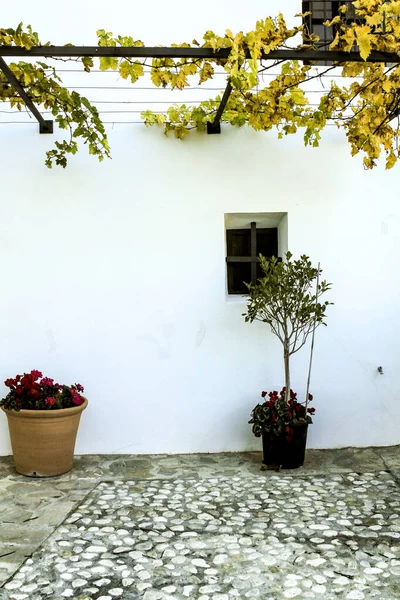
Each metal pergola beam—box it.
[207,82,233,135]
[0,57,53,133]
[0,46,400,63]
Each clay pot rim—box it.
[1,397,88,418]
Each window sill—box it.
[225,294,248,303]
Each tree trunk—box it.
[284,341,290,404]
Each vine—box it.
[1,2,400,169]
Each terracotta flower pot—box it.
[2,398,87,477]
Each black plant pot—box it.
[262,423,308,469]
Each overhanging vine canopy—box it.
[1,0,400,169]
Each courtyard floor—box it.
[0,447,399,600]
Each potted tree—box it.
[244,252,332,469]
[0,370,87,477]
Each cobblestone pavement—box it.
[0,447,399,599]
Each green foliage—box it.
[0,26,110,168]
[243,252,332,403]
[141,3,400,170]
[244,253,331,352]
[249,388,313,439]
[3,4,400,168]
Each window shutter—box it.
[226,227,278,294]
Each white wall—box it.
[0,0,399,454]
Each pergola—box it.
[1,46,399,136]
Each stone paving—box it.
[0,446,399,599]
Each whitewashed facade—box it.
[0,0,399,454]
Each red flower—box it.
[267,401,273,408]
[21,374,33,387]
[30,370,43,381]
[71,393,83,405]
[261,391,267,398]
[1,372,86,412]
[308,393,313,401]
[307,407,316,414]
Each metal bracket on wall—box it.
[206,82,233,135]
[0,57,53,134]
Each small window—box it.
[226,224,278,295]
[302,1,365,64]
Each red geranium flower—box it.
[71,393,84,405]
[30,370,43,381]
[249,387,314,441]
[21,374,33,387]
[0,371,86,411]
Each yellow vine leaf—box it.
[386,151,397,170]
[355,25,372,60]
[365,12,384,27]
[341,27,356,53]
[329,32,340,50]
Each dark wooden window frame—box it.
[226,222,279,295]
[302,1,366,63]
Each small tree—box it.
[244,252,332,405]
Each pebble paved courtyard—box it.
[0,447,399,600]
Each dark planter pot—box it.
[262,423,308,469]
